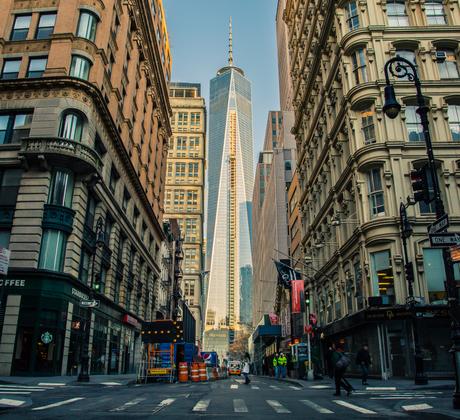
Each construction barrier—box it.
[199,362,207,382]
[178,362,188,383]
[191,362,200,382]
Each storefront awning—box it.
[252,324,281,343]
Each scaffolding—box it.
[138,343,175,383]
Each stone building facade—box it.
[164,82,206,343]
[284,0,460,378]
[0,0,171,376]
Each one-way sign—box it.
[80,299,100,308]
[428,214,449,234]
[429,232,460,247]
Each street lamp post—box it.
[78,216,105,382]
[383,56,460,407]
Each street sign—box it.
[0,247,10,276]
[428,214,449,234]
[429,232,460,247]
[80,299,100,308]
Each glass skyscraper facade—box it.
[204,35,254,355]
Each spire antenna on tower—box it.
[228,16,233,66]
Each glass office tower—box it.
[204,20,254,356]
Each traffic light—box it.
[410,166,430,204]
[305,291,310,306]
[404,262,415,284]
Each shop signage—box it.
[291,279,304,314]
[429,232,460,247]
[0,279,26,287]
[148,368,170,376]
[123,314,141,329]
[0,247,10,276]
[80,299,100,308]
[41,331,53,344]
[71,288,89,301]
[365,307,449,321]
[268,312,279,325]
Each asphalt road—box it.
[0,376,458,419]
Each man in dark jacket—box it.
[356,344,371,385]
[332,344,352,396]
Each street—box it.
[0,377,458,419]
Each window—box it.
[35,13,56,39]
[345,1,359,31]
[48,169,74,207]
[351,49,367,84]
[109,166,119,193]
[79,250,91,285]
[188,162,199,178]
[1,58,21,79]
[370,250,395,304]
[104,216,113,246]
[167,162,173,177]
[122,188,130,211]
[59,111,83,141]
[85,195,96,228]
[368,168,385,217]
[448,104,460,141]
[0,169,22,206]
[133,207,139,229]
[77,11,98,41]
[0,229,11,249]
[190,112,201,127]
[175,163,186,177]
[70,55,91,80]
[0,111,32,144]
[405,105,425,142]
[361,110,376,144]
[386,0,409,26]
[354,261,364,310]
[437,50,459,79]
[285,161,292,171]
[27,56,47,78]
[177,112,188,129]
[10,14,31,41]
[39,229,67,271]
[425,0,446,24]
[395,49,416,80]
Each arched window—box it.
[76,10,98,42]
[59,110,83,141]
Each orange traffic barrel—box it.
[191,362,200,382]
[199,362,207,382]
[179,362,188,383]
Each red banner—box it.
[291,279,304,314]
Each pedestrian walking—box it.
[356,344,371,386]
[242,359,251,384]
[278,352,287,378]
[273,353,279,378]
[332,344,353,397]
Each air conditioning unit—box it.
[435,51,447,63]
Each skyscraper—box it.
[204,19,254,355]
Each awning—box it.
[252,324,281,343]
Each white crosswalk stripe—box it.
[230,384,238,389]
[266,399,291,414]
[269,385,281,390]
[193,399,211,412]
[300,399,334,414]
[152,398,176,414]
[251,385,260,390]
[233,399,248,413]
[402,403,433,411]
[289,386,301,391]
[334,400,377,415]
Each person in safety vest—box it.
[278,352,287,378]
[272,353,279,378]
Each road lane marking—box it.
[366,386,396,391]
[233,399,248,413]
[0,385,47,390]
[0,391,31,395]
[193,399,210,412]
[0,398,26,407]
[371,396,436,400]
[266,400,291,414]
[152,398,176,413]
[402,403,433,411]
[333,400,377,415]
[289,386,301,390]
[37,383,66,387]
[111,397,146,412]
[101,382,122,386]
[309,385,332,389]
[269,385,281,390]
[251,385,260,390]
[300,399,334,414]
[32,397,84,411]
[230,384,238,389]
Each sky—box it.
[163,0,280,163]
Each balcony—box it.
[42,204,75,234]
[19,137,103,176]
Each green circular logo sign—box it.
[41,332,53,344]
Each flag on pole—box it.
[274,259,301,289]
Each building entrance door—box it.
[388,333,406,377]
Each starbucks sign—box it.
[41,331,53,344]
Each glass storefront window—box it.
[370,250,395,304]
[67,305,87,375]
[91,316,108,374]
[109,324,121,374]
[39,229,67,272]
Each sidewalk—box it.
[0,373,138,387]
[263,375,455,391]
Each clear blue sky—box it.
[163,0,280,163]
